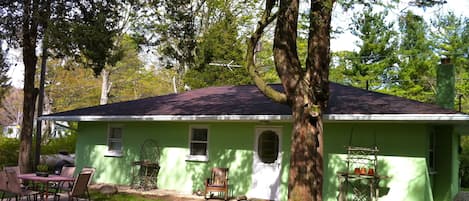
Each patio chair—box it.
[3,166,21,183]
[0,171,8,200]
[204,167,229,201]
[5,169,39,201]
[54,171,92,201]
[80,167,95,185]
[54,166,76,193]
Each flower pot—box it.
[36,172,49,177]
[368,168,375,175]
[360,167,367,175]
[354,168,360,175]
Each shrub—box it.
[0,137,19,167]
[41,133,77,155]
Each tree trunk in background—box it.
[100,69,111,105]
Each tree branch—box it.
[246,2,287,104]
[273,0,303,98]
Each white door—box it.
[248,126,282,200]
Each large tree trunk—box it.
[274,0,332,200]
[19,0,40,173]
[246,0,333,200]
[288,84,325,201]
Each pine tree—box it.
[392,11,438,103]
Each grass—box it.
[0,191,166,201]
[90,191,167,201]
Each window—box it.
[187,126,209,161]
[258,130,279,163]
[106,125,123,157]
[428,130,436,173]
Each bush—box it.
[0,137,19,167]
[0,133,77,169]
[41,133,77,155]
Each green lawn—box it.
[90,191,166,201]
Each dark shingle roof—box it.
[45,83,457,117]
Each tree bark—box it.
[100,68,111,105]
[246,0,334,200]
[19,0,40,173]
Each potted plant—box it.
[36,164,49,177]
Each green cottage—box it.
[41,83,469,201]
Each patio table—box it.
[18,173,75,200]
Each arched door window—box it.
[258,130,279,163]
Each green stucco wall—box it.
[75,121,457,201]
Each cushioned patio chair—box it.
[204,167,229,201]
[54,171,92,201]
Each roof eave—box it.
[39,114,469,122]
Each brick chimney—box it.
[436,58,455,110]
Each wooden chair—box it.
[54,171,92,201]
[204,167,229,200]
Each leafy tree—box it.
[330,9,398,90]
[46,60,101,112]
[131,0,197,92]
[329,51,355,84]
[347,9,398,89]
[1,0,49,172]
[45,37,175,112]
[133,0,261,91]
[389,11,438,103]
[0,0,133,172]
[184,10,251,89]
[107,35,174,102]
[431,12,469,112]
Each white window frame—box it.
[186,125,209,162]
[105,124,124,157]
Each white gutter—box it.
[39,114,469,122]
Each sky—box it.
[5,0,469,88]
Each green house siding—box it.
[75,122,292,196]
[323,123,432,201]
[433,125,459,201]
[75,121,457,201]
